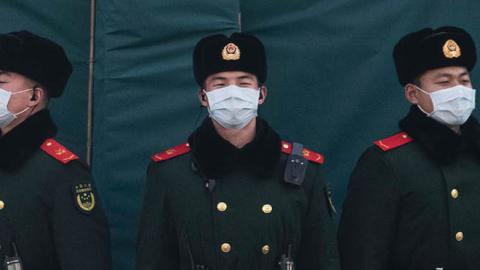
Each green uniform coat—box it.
[339,106,480,270]
[0,110,112,270]
[137,118,339,270]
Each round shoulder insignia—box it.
[222,43,241,61]
[73,183,96,213]
[443,39,461,59]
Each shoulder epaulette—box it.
[374,132,413,151]
[280,140,324,164]
[40,138,79,164]
[152,142,191,162]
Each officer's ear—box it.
[198,88,208,107]
[28,86,45,107]
[258,85,267,105]
[404,83,419,105]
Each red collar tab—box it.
[374,132,413,151]
[281,140,325,164]
[40,138,79,164]
[152,142,191,162]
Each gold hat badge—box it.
[222,43,240,61]
[443,39,461,59]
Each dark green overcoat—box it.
[0,110,111,270]
[339,106,480,270]
[137,118,339,270]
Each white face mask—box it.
[204,85,260,129]
[416,85,476,126]
[0,88,33,128]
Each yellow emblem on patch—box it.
[73,183,96,213]
[222,43,240,61]
[443,39,461,59]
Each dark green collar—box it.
[399,106,480,164]
[188,117,281,179]
[0,109,57,171]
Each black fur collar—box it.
[188,117,281,179]
[0,110,57,171]
[399,106,480,164]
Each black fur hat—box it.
[193,32,267,86]
[393,26,476,86]
[0,30,72,97]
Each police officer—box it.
[338,26,480,270]
[136,33,339,270]
[0,31,111,270]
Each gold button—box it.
[221,243,231,253]
[282,144,289,149]
[455,231,464,241]
[0,200,4,210]
[451,189,459,199]
[402,134,408,139]
[217,202,227,212]
[262,204,272,214]
[261,245,270,254]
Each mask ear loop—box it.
[414,85,433,116]
[414,85,430,95]
[13,107,30,117]
[13,86,39,117]
[10,88,34,96]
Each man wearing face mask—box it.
[0,31,111,270]
[338,26,480,270]
[137,33,339,270]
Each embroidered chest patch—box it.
[73,183,96,213]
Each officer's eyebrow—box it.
[458,71,470,77]
[238,75,255,81]
[0,71,11,79]
[433,71,469,80]
[432,73,450,78]
[209,76,227,82]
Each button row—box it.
[220,243,270,254]
[216,202,272,214]
[450,188,463,242]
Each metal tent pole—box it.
[86,0,96,166]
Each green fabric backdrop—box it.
[1,1,480,270]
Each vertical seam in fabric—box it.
[87,0,96,166]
